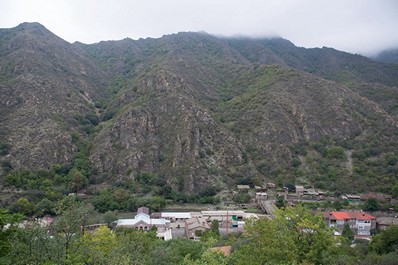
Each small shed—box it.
[254,186,267,192]
[295,185,305,195]
[237,185,250,191]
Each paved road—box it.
[259,200,276,218]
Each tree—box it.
[102,210,118,224]
[232,193,251,203]
[275,195,286,209]
[153,238,206,264]
[183,250,228,265]
[363,198,380,211]
[113,227,159,264]
[211,220,220,236]
[284,183,296,193]
[391,184,398,198]
[53,197,94,261]
[342,222,354,241]
[0,141,11,155]
[4,221,58,264]
[230,206,343,264]
[81,226,117,264]
[370,225,398,254]
[201,220,221,242]
[1,160,12,173]
[35,198,54,216]
[69,169,87,193]
[9,197,33,215]
[333,200,343,211]
[0,210,23,262]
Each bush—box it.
[363,198,380,211]
[326,146,346,160]
[0,141,11,155]
[233,193,251,203]
[1,160,12,173]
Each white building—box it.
[116,207,172,240]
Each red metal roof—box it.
[332,212,351,220]
[324,211,375,221]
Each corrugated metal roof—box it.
[201,210,245,216]
[161,212,191,219]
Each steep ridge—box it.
[226,38,398,116]
[0,22,109,169]
[374,48,398,64]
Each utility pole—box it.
[226,211,228,236]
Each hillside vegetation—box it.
[0,23,397,199]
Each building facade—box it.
[324,211,376,236]
[116,207,172,240]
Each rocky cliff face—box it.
[0,23,397,193]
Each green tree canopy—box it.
[370,225,398,255]
[363,198,380,211]
[342,222,354,241]
[230,205,343,264]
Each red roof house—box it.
[324,211,376,236]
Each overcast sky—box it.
[1,0,397,55]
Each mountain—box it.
[0,22,109,170]
[374,48,398,64]
[0,23,397,195]
[226,38,398,116]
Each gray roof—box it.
[137,206,150,215]
[377,217,398,226]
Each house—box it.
[343,194,361,204]
[159,212,192,222]
[376,217,398,230]
[295,185,305,196]
[254,186,267,192]
[255,192,268,201]
[185,217,210,239]
[116,207,172,240]
[324,211,376,236]
[151,212,192,228]
[84,223,108,233]
[267,182,276,189]
[360,192,392,204]
[304,188,318,196]
[201,210,246,222]
[237,185,250,191]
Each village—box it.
[64,183,398,241]
[7,182,398,243]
